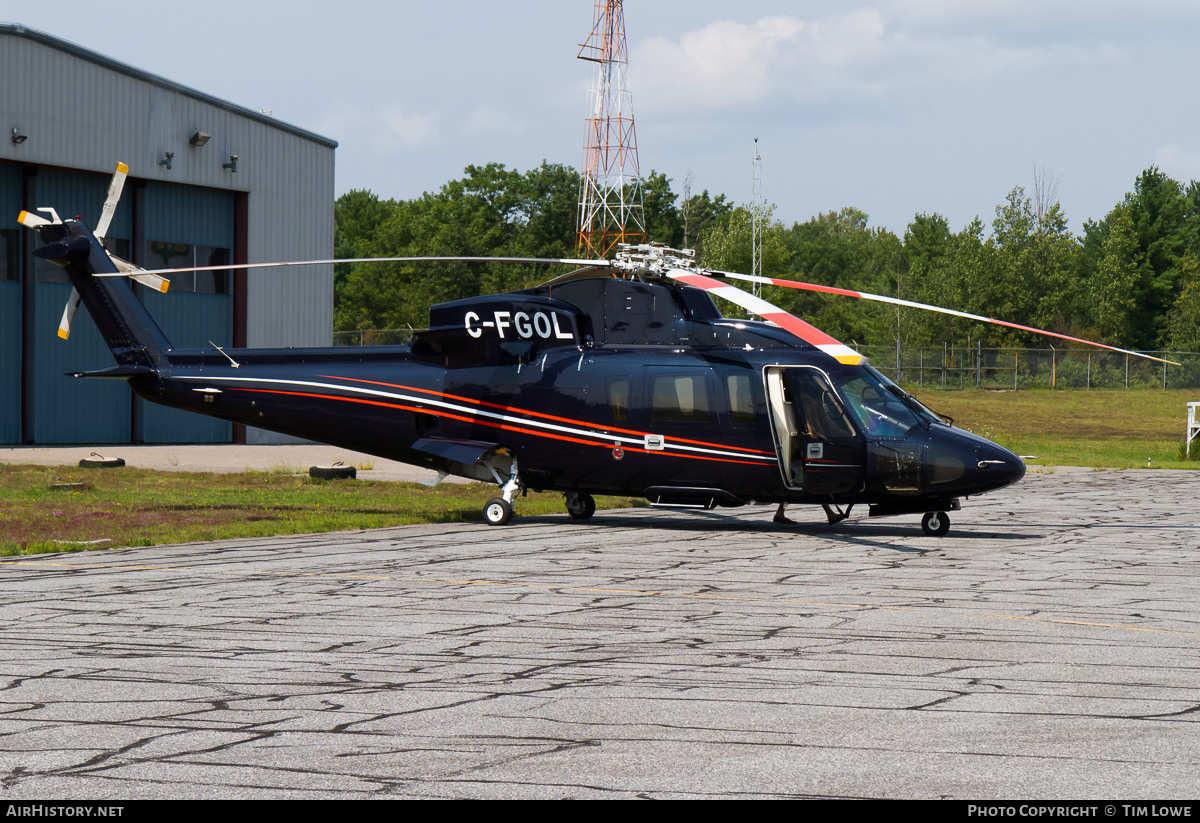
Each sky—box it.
[9,1,1200,237]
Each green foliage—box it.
[1079,167,1200,348]
[1165,254,1200,351]
[332,163,1200,357]
[334,164,734,332]
[336,162,581,330]
[775,208,903,345]
[1090,205,1141,340]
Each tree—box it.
[335,163,583,331]
[1079,167,1198,348]
[678,173,733,252]
[333,189,393,297]
[1165,255,1200,351]
[640,170,681,248]
[1089,205,1140,341]
[777,208,903,345]
[698,204,788,275]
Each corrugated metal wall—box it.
[0,25,336,445]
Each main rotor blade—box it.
[94,255,612,278]
[718,271,1181,366]
[94,162,128,240]
[665,269,864,365]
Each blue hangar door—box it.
[135,180,235,443]
[27,167,135,444]
[20,169,235,444]
[0,163,23,444]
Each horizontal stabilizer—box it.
[68,365,156,379]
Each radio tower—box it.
[577,0,645,258]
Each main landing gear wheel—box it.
[921,511,950,536]
[484,498,513,526]
[565,492,596,520]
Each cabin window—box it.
[788,369,859,445]
[607,377,630,421]
[725,374,756,427]
[835,366,929,438]
[651,374,710,424]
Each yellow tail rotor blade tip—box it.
[57,328,70,340]
[158,282,169,293]
[116,162,129,174]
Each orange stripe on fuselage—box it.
[232,388,769,467]
[318,374,775,457]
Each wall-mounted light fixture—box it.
[223,155,238,173]
[11,128,27,145]
[159,152,175,169]
[189,130,210,147]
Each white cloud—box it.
[464,106,525,137]
[631,9,1123,114]
[634,16,808,110]
[313,103,439,156]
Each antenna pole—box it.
[576,0,645,258]
[751,138,762,300]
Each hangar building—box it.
[0,24,337,445]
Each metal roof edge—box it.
[1,23,339,150]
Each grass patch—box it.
[0,464,640,555]
[908,387,1200,469]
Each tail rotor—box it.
[17,162,170,340]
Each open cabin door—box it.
[765,366,866,496]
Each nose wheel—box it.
[484,498,513,526]
[921,511,950,536]
[482,454,521,526]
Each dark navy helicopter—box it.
[18,165,1170,535]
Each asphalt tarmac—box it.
[0,463,1197,799]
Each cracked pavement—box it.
[0,468,1197,798]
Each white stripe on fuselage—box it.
[174,374,775,464]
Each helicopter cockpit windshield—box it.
[836,365,941,438]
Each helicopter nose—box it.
[972,443,1025,491]
[922,428,1025,496]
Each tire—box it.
[484,497,513,526]
[566,492,596,520]
[921,511,950,537]
[309,464,356,480]
[78,456,125,469]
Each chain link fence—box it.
[331,330,1200,390]
[858,343,1200,390]
[332,329,414,347]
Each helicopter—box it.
[16,165,1172,535]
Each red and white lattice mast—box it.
[576,0,645,258]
